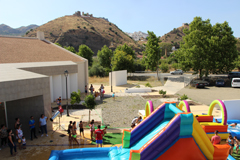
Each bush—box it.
[180,94,188,100]
[109,27,112,31]
[172,63,178,70]
[109,22,111,25]
[136,85,140,88]
[90,26,95,30]
[145,82,152,88]
[77,26,80,28]
[30,29,33,31]
[84,26,86,29]
[159,90,167,97]
[70,90,81,105]
[160,63,169,73]
[89,64,105,77]
[26,31,29,35]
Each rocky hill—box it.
[25,12,140,54]
[0,24,38,36]
[126,31,148,41]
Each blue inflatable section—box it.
[49,147,117,160]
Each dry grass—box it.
[89,76,165,87]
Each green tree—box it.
[112,50,134,72]
[70,90,81,105]
[55,43,62,47]
[64,46,76,53]
[234,55,240,71]
[159,43,172,56]
[115,43,136,59]
[143,31,161,78]
[172,63,178,70]
[83,94,97,123]
[77,44,94,66]
[89,64,105,77]
[175,17,237,78]
[97,45,112,68]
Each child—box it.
[230,123,237,127]
[79,121,84,138]
[103,126,107,135]
[68,121,72,141]
[89,121,94,141]
[58,105,64,117]
[22,136,26,149]
[227,135,234,155]
[234,136,239,154]
[112,92,115,101]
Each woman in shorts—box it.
[71,122,79,145]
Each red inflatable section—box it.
[157,138,206,160]
[196,115,213,122]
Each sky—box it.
[0,0,239,37]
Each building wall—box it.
[0,76,52,131]
[76,61,88,92]
[109,70,127,86]
[6,95,45,139]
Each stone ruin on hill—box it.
[73,11,93,17]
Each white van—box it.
[231,78,240,88]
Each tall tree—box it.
[77,44,94,66]
[175,17,237,78]
[97,45,112,68]
[112,50,134,72]
[143,31,161,79]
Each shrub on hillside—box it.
[159,90,167,97]
[90,26,95,30]
[109,27,112,31]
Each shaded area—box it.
[91,133,122,145]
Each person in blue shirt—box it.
[29,116,37,140]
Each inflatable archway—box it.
[208,99,227,125]
[145,101,154,118]
[178,100,191,112]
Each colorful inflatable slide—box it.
[49,101,232,160]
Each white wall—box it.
[70,73,78,93]
[109,70,127,86]
[49,76,54,102]
[222,100,240,120]
[76,61,88,92]
[52,75,62,102]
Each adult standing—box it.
[211,130,221,144]
[94,125,104,147]
[89,84,94,95]
[39,114,48,137]
[29,116,38,140]
[15,125,23,149]
[99,84,105,99]
[7,129,17,156]
[0,124,8,148]
[14,118,21,129]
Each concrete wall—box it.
[0,77,52,131]
[70,73,78,94]
[223,100,240,120]
[109,70,127,86]
[6,95,45,139]
[76,61,88,92]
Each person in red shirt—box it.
[211,130,221,144]
[94,125,104,147]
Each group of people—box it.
[87,84,105,100]
[0,114,48,156]
[67,119,107,147]
[211,130,239,155]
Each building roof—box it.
[0,36,85,63]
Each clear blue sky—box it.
[0,0,239,37]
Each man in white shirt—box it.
[39,114,48,137]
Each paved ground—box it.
[177,86,240,106]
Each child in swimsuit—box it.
[234,136,239,154]
[71,122,79,145]
[112,92,115,101]
[227,135,234,155]
[22,136,26,149]
[79,121,84,138]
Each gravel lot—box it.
[177,86,240,106]
[95,96,162,128]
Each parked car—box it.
[215,79,225,87]
[190,80,209,88]
[170,69,183,75]
[228,72,240,79]
[231,78,240,88]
